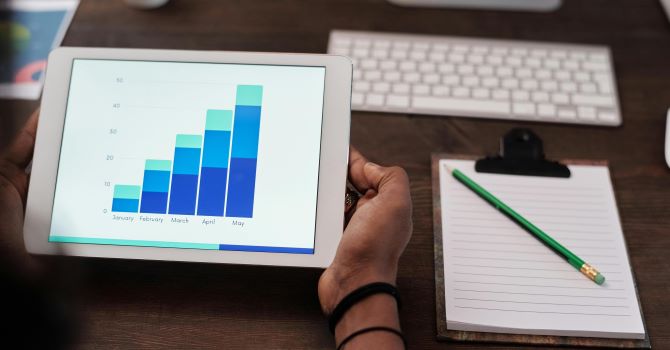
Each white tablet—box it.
[24,47,352,268]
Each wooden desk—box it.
[2,0,669,348]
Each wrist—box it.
[334,293,401,347]
[320,262,398,315]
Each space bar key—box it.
[412,96,511,115]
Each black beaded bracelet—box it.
[328,282,401,334]
[336,326,406,350]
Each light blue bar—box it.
[48,236,219,250]
[236,85,263,106]
[175,134,203,149]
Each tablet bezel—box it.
[24,47,351,268]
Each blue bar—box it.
[140,169,170,214]
[169,174,199,214]
[230,106,261,159]
[226,87,262,218]
[172,148,201,175]
[169,144,202,215]
[218,244,314,254]
[140,192,168,214]
[112,198,139,213]
[197,167,229,216]
[225,157,257,218]
[197,129,232,216]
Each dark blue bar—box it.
[218,244,314,254]
[197,167,228,216]
[140,191,168,214]
[112,198,139,213]
[225,157,257,218]
[168,174,199,214]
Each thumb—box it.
[363,162,410,196]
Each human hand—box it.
[0,109,39,272]
[318,146,412,315]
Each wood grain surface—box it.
[1,0,669,349]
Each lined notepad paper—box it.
[439,159,645,339]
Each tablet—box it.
[24,48,352,268]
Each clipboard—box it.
[431,129,651,348]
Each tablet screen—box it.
[49,59,326,254]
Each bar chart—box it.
[111,85,263,218]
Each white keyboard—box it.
[328,30,622,126]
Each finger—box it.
[362,162,411,199]
[3,109,39,169]
[347,145,372,192]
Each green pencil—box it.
[445,164,606,285]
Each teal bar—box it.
[145,159,172,171]
[175,134,203,149]
[113,185,141,199]
[206,110,233,131]
[49,236,219,250]
[236,85,263,106]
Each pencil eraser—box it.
[595,273,605,285]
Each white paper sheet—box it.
[439,159,645,339]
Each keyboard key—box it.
[423,73,441,84]
[555,70,571,81]
[392,83,410,94]
[599,110,617,122]
[387,95,410,108]
[361,59,378,69]
[448,53,465,63]
[571,94,615,107]
[373,82,391,93]
[512,90,530,101]
[516,68,533,78]
[497,67,513,77]
[502,78,519,89]
[366,93,384,106]
[492,89,510,100]
[413,96,510,114]
[552,93,569,104]
[563,60,579,70]
[391,49,407,59]
[538,103,557,117]
[560,82,578,93]
[351,93,365,105]
[463,76,480,87]
[429,52,446,62]
[383,71,401,82]
[513,102,535,116]
[574,72,590,82]
[453,87,470,98]
[419,62,436,72]
[482,77,499,88]
[458,65,475,74]
[438,63,455,73]
[433,86,450,96]
[532,91,550,103]
[521,79,539,90]
[380,60,397,70]
[364,70,382,81]
[413,84,431,95]
[477,65,495,76]
[558,108,577,119]
[473,88,491,99]
[443,75,460,86]
[354,81,370,92]
[410,51,427,61]
[399,61,416,71]
[580,83,598,94]
[582,61,609,72]
[403,72,421,83]
[541,80,559,92]
[578,106,597,120]
[372,49,387,59]
[487,55,503,65]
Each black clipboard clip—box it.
[475,128,571,178]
